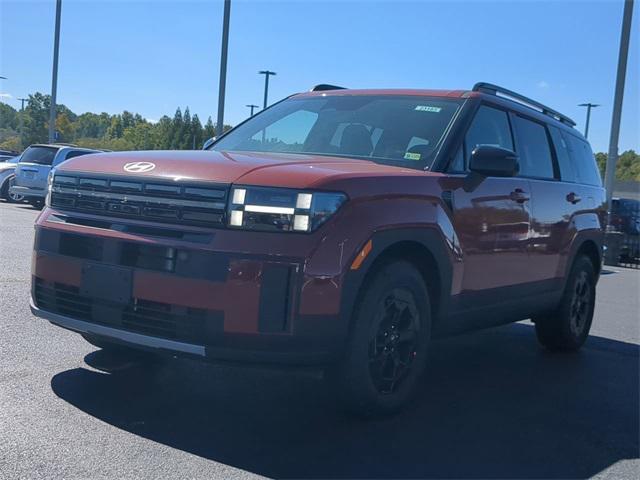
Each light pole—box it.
[18,97,28,148]
[246,104,259,116]
[48,0,62,143]
[578,103,600,139]
[216,0,231,138]
[604,0,634,210]
[258,70,276,109]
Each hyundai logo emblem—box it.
[123,161,156,173]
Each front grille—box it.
[34,278,223,344]
[50,173,229,228]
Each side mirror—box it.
[469,145,519,177]
[202,137,216,150]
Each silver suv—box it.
[10,144,102,206]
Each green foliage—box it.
[0,91,232,152]
[596,150,640,181]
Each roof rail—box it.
[311,84,346,92]
[472,82,576,127]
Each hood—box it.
[57,150,434,189]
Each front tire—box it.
[332,260,431,417]
[534,255,596,352]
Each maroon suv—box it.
[30,83,605,415]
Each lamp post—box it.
[48,0,62,143]
[246,104,259,116]
[215,0,231,138]
[258,70,276,109]
[604,0,634,210]
[578,103,600,139]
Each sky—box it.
[0,0,638,153]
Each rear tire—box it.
[331,260,431,417]
[533,255,596,352]
[4,177,24,203]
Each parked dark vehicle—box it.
[10,144,102,207]
[609,198,640,266]
[29,83,606,416]
[610,198,640,236]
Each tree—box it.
[191,114,203,149]
[55,113,75,142]
[0,91,235,152]
[22,93,50,145]
[596,150,640,181]
[170,107,183,149]
[106,115,124,139]
[0,103,18,130]
[204,116,215,140]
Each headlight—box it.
[227,186,346,233]
[45,169,55,207]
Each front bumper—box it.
[31,211,349,365]
[10,185,45,199]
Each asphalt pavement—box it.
[1,201,638,479]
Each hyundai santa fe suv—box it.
[30,83,605,415]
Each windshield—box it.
[211,95,461,170]
[20,146,58,165]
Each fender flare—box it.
[339,226,454,333]
[563,228,604,287]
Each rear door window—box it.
[19,146,58,165]
[512,116,555,179]
[562,132,602,186]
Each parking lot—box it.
[0,201,638,479]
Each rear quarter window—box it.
[562,132,602,186]
[64,150,95,160]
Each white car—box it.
[0,156,24,203]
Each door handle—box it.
[509,189,530,203]
[566,192,582,204]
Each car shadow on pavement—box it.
[51,322,639,479]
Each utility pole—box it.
[604,0,634,210]
[215,0,231,138]
[18,97,28,148]
[258,70,276,109]
[48,0,62,143]
[578,103,600,139]
[246,104,259,116]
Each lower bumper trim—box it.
[10,186,45,199]
[30,298,205,356]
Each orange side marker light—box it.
[350,239,372,270]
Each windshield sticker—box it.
[415,105,442,113]
[404,152,421,161]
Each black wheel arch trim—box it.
[339,227,454,340]
[565,231,603,286]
